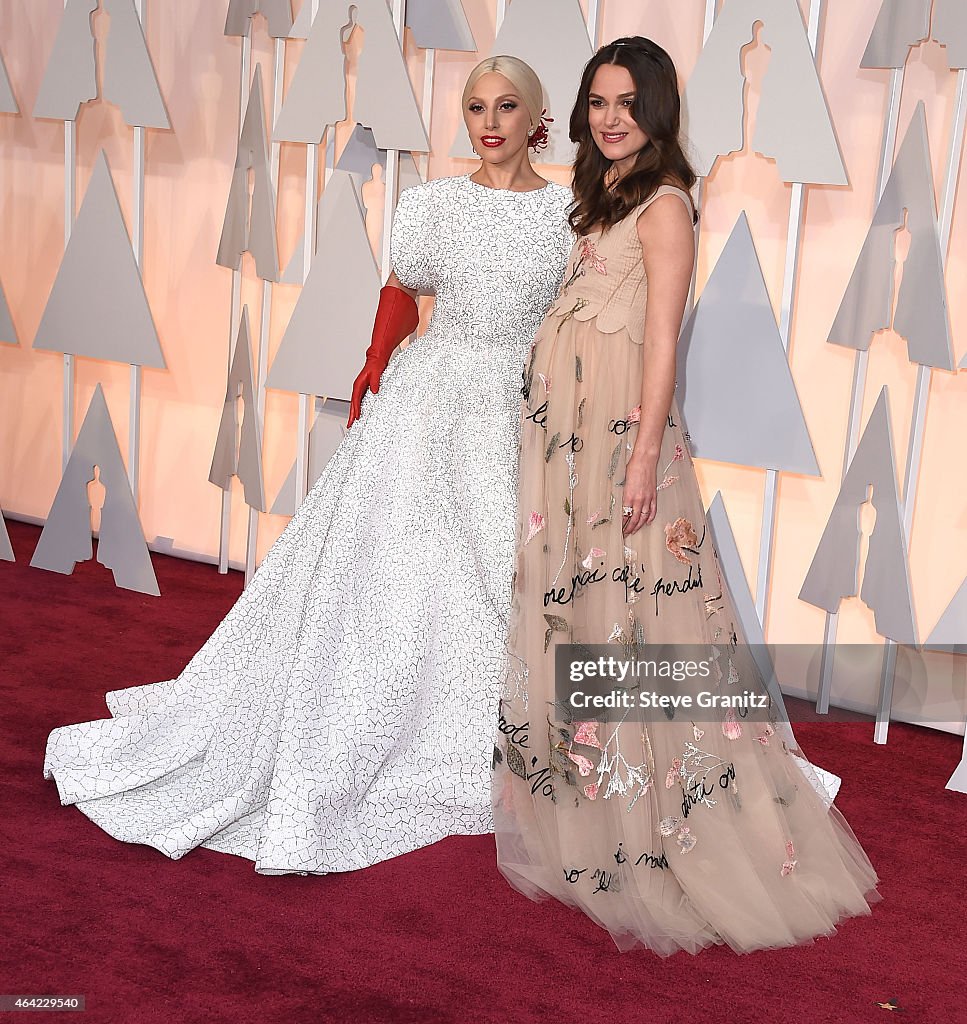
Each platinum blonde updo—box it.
[461,55,550,150]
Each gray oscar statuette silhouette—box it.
[31,385,160,596]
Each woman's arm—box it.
[622,194,695,537]
[384,270,417,300]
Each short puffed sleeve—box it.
[390,185,436,294]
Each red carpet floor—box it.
[1,518,965,1024]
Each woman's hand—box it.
[622,449,659,536]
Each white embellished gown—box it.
[43,175,575,874]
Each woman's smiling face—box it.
[587,63,649,169]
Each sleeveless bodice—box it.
[545,184,694,345]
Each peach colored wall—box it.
[0,1,964,732]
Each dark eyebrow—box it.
[588,92,636,100]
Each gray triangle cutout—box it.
[863,0,967,70]
[829,104,954,370]
[0,276,17,345]
[862,0,931,69]
[273,3,350,143]
[705,491,789,720]
[798,387,916,645]
[282,153,420,283]
[101,0,170,128]
[0,48,18,113]
[268,170,379,400]
[271,398,349,516]
[450,0,591,166]
[288,0,312,39]
[34,0,169,127]
[30,384,159,596]
[33,150,165,368]
[335,124,386,183]
[924,575,967,655]
[33,0,97,121]
[0,512,13,562]
[406,0,476,51]
[677,212,818,474]
[225,0,293,39]
[282,168,363,284]
[209,307,266,511]
[216,65,280,282]
[683,0,846,184]
[933,0,967,69]
[352,0,429,152]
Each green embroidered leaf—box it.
[544,614,569,632]
[607,442,621,479]
[577,397,586,428]
[564,497,571,517]
[544,628,553,653]
[575,355,583,382]
[545,432,561,462]
[506,743,528,780]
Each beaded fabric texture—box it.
[43,175,574,874]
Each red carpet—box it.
[1,518,965,1023]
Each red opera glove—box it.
[347,285,420,428]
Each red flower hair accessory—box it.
[528,108,554,152]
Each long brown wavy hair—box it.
[568,37,697,236]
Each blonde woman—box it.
[45,57,574,876]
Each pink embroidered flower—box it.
[657,475,679,491]
[586,509,601,525]
[677,827,697,854]
[538,372,551,393]
[580,236,608,275]
[573,721,603,749]
[757,723,775,746]
[566,750,595,777]
[692,724,705,741]
[658,816,682,837]
[626,404,641,423]
[584,782,599,800]
[662,444,686,474]
[581,547,607,570]
[781,840,798,876]
[525,512,544,545]
[665,758,683,789]
[722,707,743,740]
[664,517,699,565]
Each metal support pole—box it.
[753,0,824,629]
[586,0,600,48]
[293,2,323,512]
[420,48,435,181]
[61,0,75,471]
[244,34,286,584]
[129,0,146,500]
[685,0,718,315]
[218,30,252,573]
